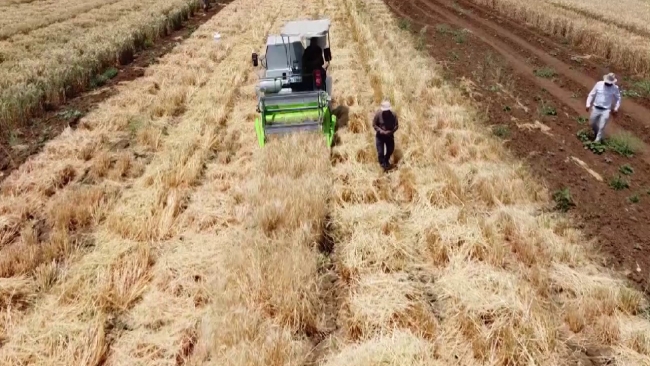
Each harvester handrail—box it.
[264,105,322,112]
[261,90,327,105]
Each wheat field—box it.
[0,0,202,130]
[0,0,649,364]
[465,0,650,76]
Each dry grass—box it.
[466,0,650,75]
[0,0,203,129]
[0,0,271,355]
[0,0,649,364]
[0,0,335,364]
[320,0,650,365]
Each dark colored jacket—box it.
[373,110,399,136]
[302,44,324,73]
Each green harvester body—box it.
[254,91,336,147]
[251,19,335,147]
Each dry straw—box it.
[0,0,337,364]
[0,0,649,364]
[0,0,203,129]
[323,0,650,365]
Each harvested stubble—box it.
[320,0,650,365]
[0,0,338,364]
[465,0,650,75]
[0,0,248,282]
[1,0,649,364]
[0,0,284,361]
[0,0,203,128]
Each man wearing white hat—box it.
[586,72,621,143]
[372,100,399,170]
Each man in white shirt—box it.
[586,73,621,143]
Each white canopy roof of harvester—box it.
[280,19,331,38]
[266,35,302,46]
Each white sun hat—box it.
[380,100,392,111]
[603,72,617,84]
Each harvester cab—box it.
[251,19,336,147]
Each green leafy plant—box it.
[492,124,510,138]
[628,194,640,203]
[552,188,575,212]
[576,116,587,124]
[90,67,119,88]
[576,129,591,143]
[606,131,642,157]
[621,89,641,98]
[619,164,634,175]
[534,67,556,78]
[436,23,451,34]
[57,109,83,120]
[577,129,606,154]
[539,102,557,116]
[398,18,411,31]
[452,29,467,44]
[609,175,630,190]
[586,141,607,154]
[634,79,650,96]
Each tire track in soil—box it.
[384,0,650,294]
[398,0,650,167]
[0,1,232,185]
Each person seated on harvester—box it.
[302,37,328,90]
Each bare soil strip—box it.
[385,0,650,295]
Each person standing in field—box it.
[586,72,621,143]
[373,100,399,171]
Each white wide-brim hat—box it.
[603,72,617,84]
[380,100,391,111]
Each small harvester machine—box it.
[251,19,336,147]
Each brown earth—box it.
[385,0,650,295]
[0,1,231,185]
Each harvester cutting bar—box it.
[260,91,326,125]
[264,121,321,135]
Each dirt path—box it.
[0,1,231,185]
[385,0,650,293]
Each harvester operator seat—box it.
[302,37,327,91]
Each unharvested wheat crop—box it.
[0,0,204,129]
[466,0,650,75]
[0,0,649,364]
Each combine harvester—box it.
[251,19,336,147]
